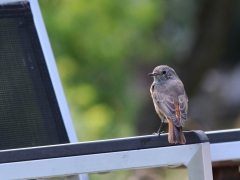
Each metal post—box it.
[185,143,213,180]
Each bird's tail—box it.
[168,120,186,144]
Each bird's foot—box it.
[152,131,164,136]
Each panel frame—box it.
[0,142,212,180]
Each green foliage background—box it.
[39,0,170,141]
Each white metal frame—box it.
[0,142,213,180]
[211,141,240,162]
[206,129,240,162]
[29,0,78,143]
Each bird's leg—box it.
[156,119,164,136]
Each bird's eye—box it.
[162,70,166,75]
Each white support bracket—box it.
[185,143,213,180]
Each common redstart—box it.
[148,65,188,144]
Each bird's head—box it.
[148,65,178,83]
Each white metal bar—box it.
[185,143,213,180]
[0,0,22,3]
[28,0,78,143]
[205,129,240,162]
[206,128,240,134]
[210,141,240,162]
[0,143,212,180]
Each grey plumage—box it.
[149,65,188,144]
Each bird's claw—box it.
[152,131,164,136]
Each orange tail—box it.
[168,120,186,144]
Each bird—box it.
[148,65,188,144]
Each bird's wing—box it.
[152,85,181,127]
[178,94,188,126]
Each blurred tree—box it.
[177,0,239,131]
[39,0,168,141]
[177,0,238,96]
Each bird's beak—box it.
[148,72,157,76]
